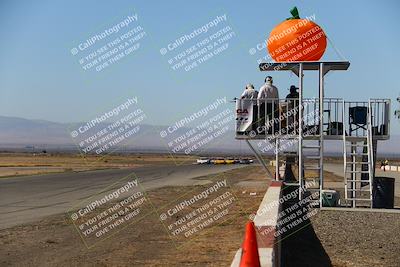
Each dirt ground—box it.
[280,209,400,267]
[0,153,193,177]
[1,159,399,266]
[0,166,269,267]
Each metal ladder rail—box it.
[318,95,324,208]
[346,140,371,207]
[342,102,357,207]
[298,64,304,201]
[342,100,348,204]
[318,63,324,208]
[300,98,322,206]
[275,138,280,181]
[367,100,374,208]
[342,102,363,207]
[342,100,373,208]
[302,140,322,206]
[347,102,374,207]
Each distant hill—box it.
[0,116,71,145]
[0,116,398,157]
[0,116,245,154]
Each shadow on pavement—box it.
[281,216,332,267]
[280,185,332,267]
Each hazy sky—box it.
[0,0,399,132]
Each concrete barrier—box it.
[231,181,283,267]
[380,165,400,172]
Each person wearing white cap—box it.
[241,83,258,131]
[241,83,258,99]
[257,76,279,133]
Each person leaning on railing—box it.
[257,76,279,134]
[241,84,258,131]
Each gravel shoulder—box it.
[312,210,400,267]
[282,209,400,267]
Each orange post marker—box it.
[240,221,260,267]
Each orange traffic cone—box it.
[240,221,260,267]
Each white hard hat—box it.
[246,83,254,89]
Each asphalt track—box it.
[0,164,244,230]
[2,163,397,230]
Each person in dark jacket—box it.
[286,85,299,133]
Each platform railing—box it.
[235,98,390,139]
[342,99,390,138]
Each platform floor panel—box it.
[235,134,389,141]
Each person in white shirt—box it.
[241,83,258,99]
[258,76,279,100]
[241,84,258,130]
[257,76,280,133]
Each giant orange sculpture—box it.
[267,7,327,62]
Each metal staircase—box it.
[298,98,323,207]
[342,100,374,208]
[301,139,323,206]
[234,61,391,211]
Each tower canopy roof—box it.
[259,61,350,76]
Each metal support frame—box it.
[367,100,374,208]
[245,140,273,179]
[237,60,392,209]
[298,63,303,200]
[275,138,279,181]
[350,142,356,207]
[319,63,325,207]
[342,100,348,204]
[372,139,377,179]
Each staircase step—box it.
[346,161,370,164]
[346,198,372,201]
[349,153,368,156]
[347,144,368,147]
[284,182,300,186]
[305,166,321,170]
[304,179,320,183]
[305,156,321,159]
[347,171,370,174]
[347,189,371,192]
[346,180,371,182]
[303,145,321,149]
